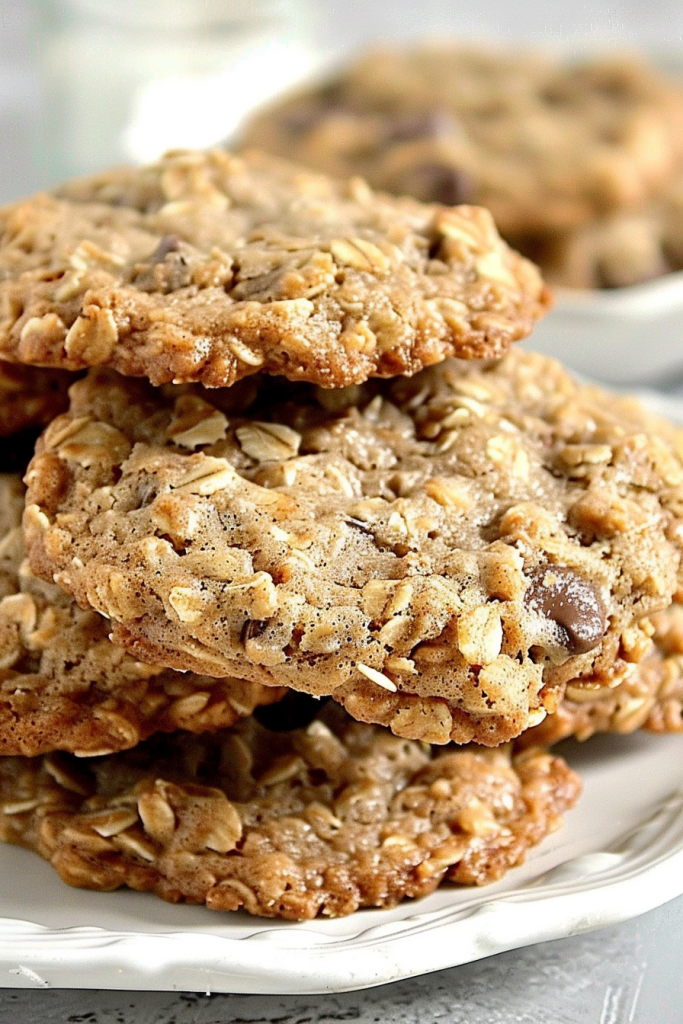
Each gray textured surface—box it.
[0,896,681,1021]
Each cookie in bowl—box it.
[241,44,683,242]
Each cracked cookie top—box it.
[0,703,581,919]
[0,474,283,757]
[241,46,683,238]
[23,351,683,746]
[0,148,549,389]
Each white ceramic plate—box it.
[0,730,682,994]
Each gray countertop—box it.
[1,4,682,1020]
[0,896,681,1022]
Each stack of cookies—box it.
[243,44,683,289]
[0,146,681,921]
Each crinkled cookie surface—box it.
[0,148,549,389]
[0,704,580,919]
[0,474,283,757]
[23,351,683,746]
[241,46,683,238]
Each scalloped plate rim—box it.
[0,820,682,995]
[0,735,683,994]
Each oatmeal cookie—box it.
[0,704,581,919]
[0,362,72,438]
[0,475,283,757]
[241,46,683,238]
[531,170,683,289]
[0,148,549,390]
[23,351,683,746]
[519,602,683,746]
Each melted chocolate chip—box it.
[385,109,456,144]
[254,691,328,732]
[525,565,607,655]
[283,97,350,136]
[132,235,190,293]
[150,234,181,263]
[395,162,474,205]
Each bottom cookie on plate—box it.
[0,705,581,919]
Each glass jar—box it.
[35,0,318,184]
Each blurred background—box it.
[2,0,683,202]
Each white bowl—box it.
[527,272,683,386]
[0,731,682,993]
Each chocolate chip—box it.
[385,109,456,144]
[150,234,181,263]
[283,97,350,136]
[131,235,190,293]
[525,565,607,655]
[254,691,328,732]
[395,163,474,206]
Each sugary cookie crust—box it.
[0,475,284,757]
[23,351,683,746]
[0,149,549,389]
[519,602,683,747]
[241,46,683,238]
[0,705,581,919]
